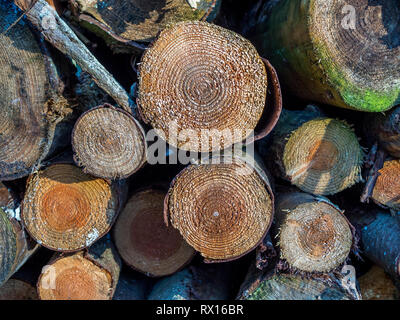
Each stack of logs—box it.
[0,0,399,300]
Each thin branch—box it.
[14,0,132,114]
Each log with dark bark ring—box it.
[371,159,400,211]
[72,104,147,180]
[274,192,353,273]
[113,188,195,277]
[0,279,38,300]
[138,21,270,153]
[269,108,364,196]
[249,58,282,144]
[164,153,274,262]
[22,164,121,252]
[37,238,121,300]
[0,1,70,180]
[255,0,400,112]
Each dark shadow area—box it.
[369,0,400,49]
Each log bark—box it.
[164,151,274,262]
[72,104,147,179]
[359,265,399,300]
[252,0,400,112]
[268,107,364,195]
[114,188,195,277]
[348,208,400,279]
[37,237,121,300]
[0,183,38,287]
[364,106,400,158]
[112,272,151,300]
[147,263,235,300]
[0,1,74,180]
[22,163,126,252]
[273,191,353,273]
[137,21,281,153]
[71,0,221,48]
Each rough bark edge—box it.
[248,57,282,144]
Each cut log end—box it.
[114,189,195,277]
[138,21,268,152]
[72,105,146,179]
[0,2,50,180]
[276,193,353,273]
[309,0,400,111]
[22,164,119,251]
[282,118,363,195]
[38,253,113,300]
[260,0,400,111]
[372,159,400,210]
[0,279,38,300]
[166,157,273,262]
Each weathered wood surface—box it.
[0,1,74,180]
[251,0,400,112]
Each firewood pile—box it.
[0,0,399,300]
